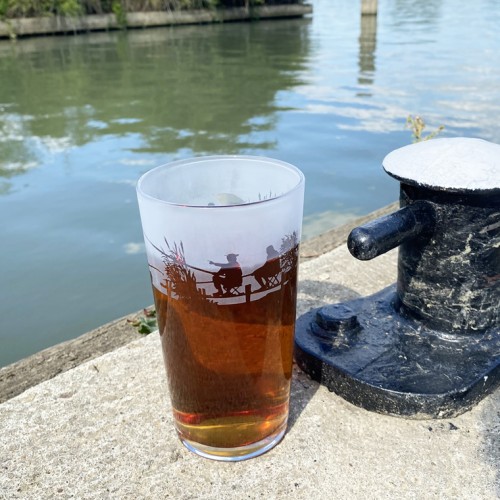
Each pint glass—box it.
[136,156,305,461]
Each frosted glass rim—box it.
[136,155,305,208]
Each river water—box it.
[1,0,499,366]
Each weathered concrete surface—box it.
[0,202,398,404]
[1,244,499,499]
[0,4,313,38]
[0,309,151,404]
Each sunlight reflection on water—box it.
[0,0,499,365]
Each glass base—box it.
[179,423,287,462]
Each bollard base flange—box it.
[294,285,500,419]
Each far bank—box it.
[0,4,312,38]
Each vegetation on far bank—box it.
[1,0,303,20]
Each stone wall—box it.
[0,4,312,38]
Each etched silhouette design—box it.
[253,245,280,291]
[209,254,243,297]
[147,231,299,306]
[279,231,299,284]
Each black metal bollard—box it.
[295,138,500,418]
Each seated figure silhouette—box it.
[253,245,281,291]
[209,253,243,297]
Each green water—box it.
[1,0,499,366]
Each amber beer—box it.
[152,248,298,457]
[137,155,304,460]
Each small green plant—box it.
[0,0,9,17]
[406,115,444,143]
[0,0,288,20]
[112,0,126,27]
[128,308,157,334]
[58,0,83,16]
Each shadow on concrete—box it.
[296,279,362,318]
[287,280,362,431]
[480,388,500,495]
[287,364,319,431]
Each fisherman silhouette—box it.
[253,245,281,290]
[209,253,243,297]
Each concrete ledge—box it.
[0,4,313,38]
[0,309,149,404]
[1,243,498,498]
[0,202,398,404]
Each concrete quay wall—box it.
[0,201,499,498]
[0,4,313,38]
[1,237,498,499]
[0,202,398,404]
